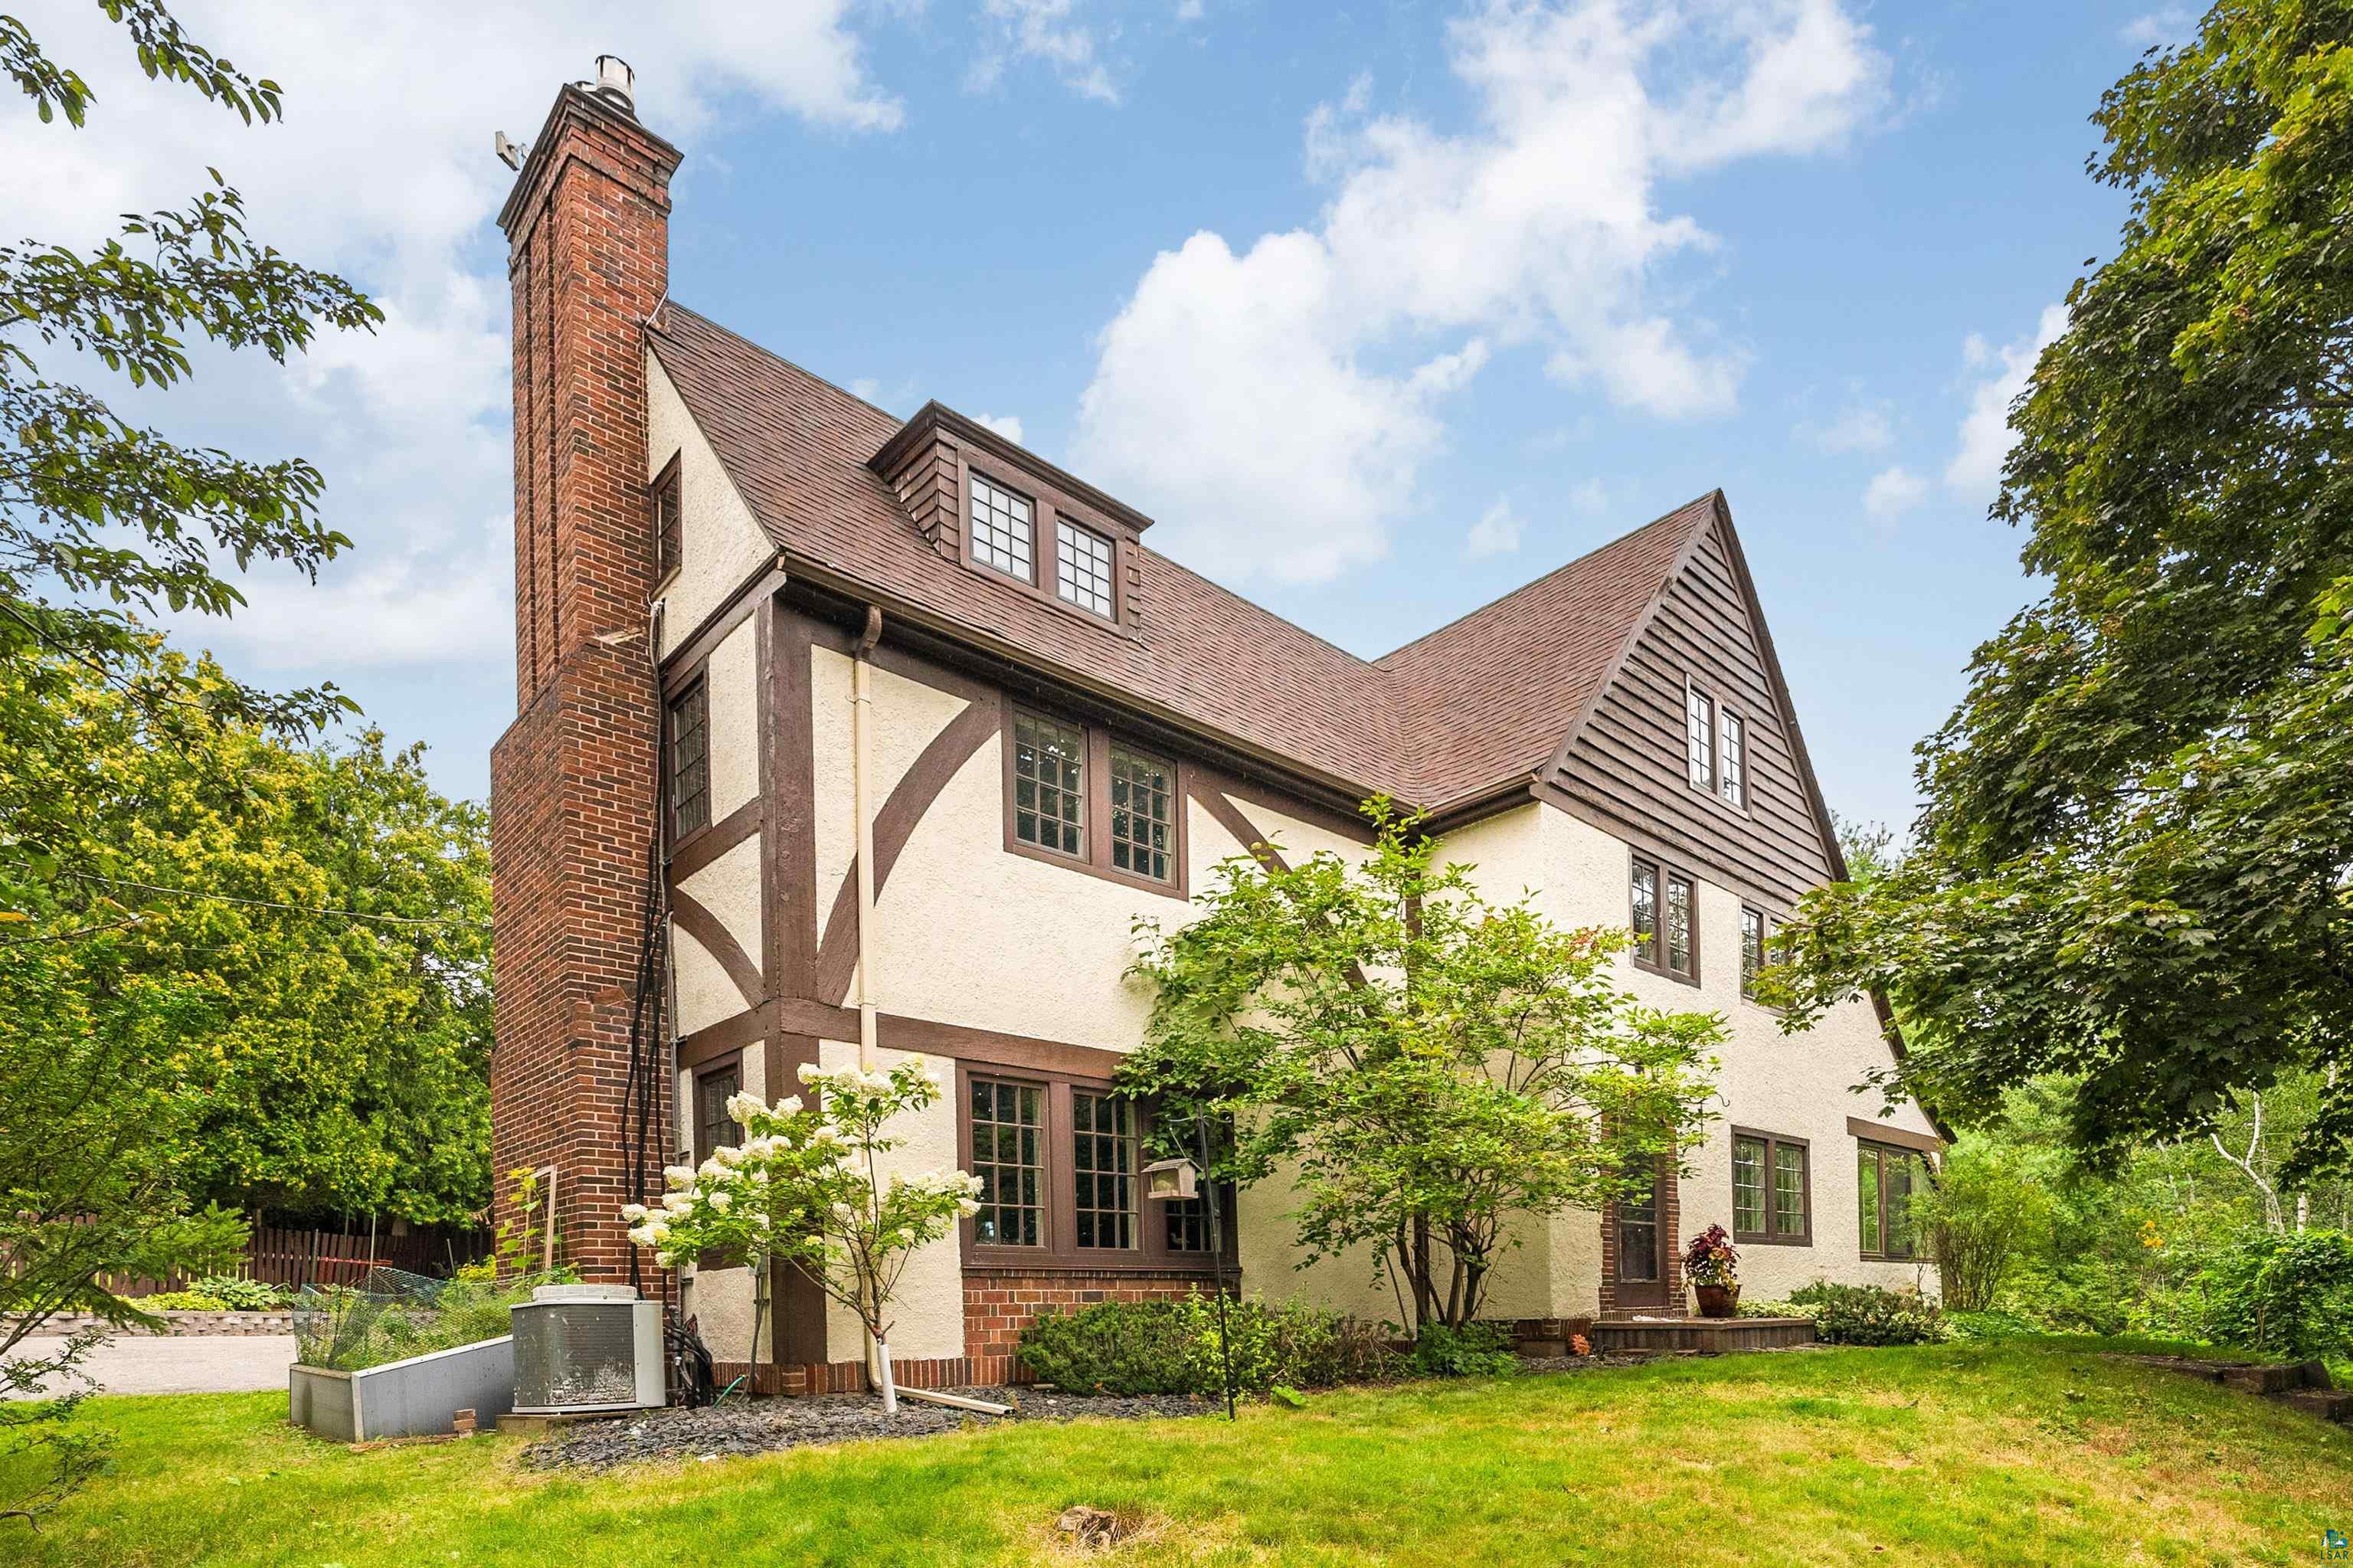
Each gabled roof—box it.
[646,302,1725,813]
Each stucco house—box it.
[489,61,1943,1394]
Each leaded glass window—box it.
[1072,1092,1137,1249]
[970,1079,1044,1246]
[1740,906,1765,999]
[1733,1135,1766,1236]
[1664,870,1693,974]
[668,679,709,840]
[1013,712,1085,857]
[1774,1142,1807,1238]
[1720,710,1746,806]
[1056,519,1115,618]
[1687,686,1715,791]
[1109,747,1174,882]
[695,1064,740,1162]
[1630,857,1658,963]
[970,473,1035,581]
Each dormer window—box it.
[1057,519,1115,618]
[970,473,1036,582]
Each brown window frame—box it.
[1002,699,1188,899]
[692,1056,744,1164]
[667,676,711,844]
[960,461,1133,630]
[1730,1126,1811,1246]
[954,1062,1235,1273]
[1857,1138,1934,1262]
[1685,682,1716,794]
[652,450,682,584]
[1739,905,1766,1000]
[1629,852,1700,986]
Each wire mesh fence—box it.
[292,1267,573,1372]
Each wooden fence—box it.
[102,1222,493,1295]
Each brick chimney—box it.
[488,61,682,1284]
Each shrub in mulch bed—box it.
[519,1388,1216,1471]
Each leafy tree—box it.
[1767,2,2353,1182]
[1119,807,1723,1334]
[2,642,492,1225]
[1,2,377,748]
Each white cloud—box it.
[1800,403,1894,454]
[2120,8,2196,47]
[1945,303,2067,498]
[1,2,904,675]
[1569,476,1608,514]
[972,412,1027,444]
[1072,0,1890,584]
[1862,464,1927,522]
[974,0,1120,104]
[1465,499,1523,558]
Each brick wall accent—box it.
[964,1268,1224,1386]
[488,80,685,1286]
[1598,1155,1684,1319]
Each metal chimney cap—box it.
[594,54,636,112]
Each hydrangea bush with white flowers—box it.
[621,1054,979,1412]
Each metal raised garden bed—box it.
[288,1335,515,1442]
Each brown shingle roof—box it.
[648,302,1710,809]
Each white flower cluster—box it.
[889,1167,986,1219]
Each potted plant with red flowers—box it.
[1683,1226,1740,1318]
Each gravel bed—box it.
[519,1387,1215,1471]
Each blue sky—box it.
[3,0,2202,833]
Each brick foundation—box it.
[487,76,685,1285]
[964,1268,1225,1386]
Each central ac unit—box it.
[509,1285,665,1414]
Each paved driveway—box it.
[2,1335,296,1397]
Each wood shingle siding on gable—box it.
[1548,508,1837,910]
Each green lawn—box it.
[6,1340,2349,1567]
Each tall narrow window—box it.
[667,679,709,840]
[1630,857,1659,964]
[1687,686,1716,791]
[970,473,1036,582]
[1664,869,1694,975]
[1012,711,1085,857]
[694,1062,741,1162]
[1072,1092,1137,1249]
[1055,519,1116,618]
[1774,1142,1808,1238]
[653,455,682,581]
[1857,1141,1929,1261]
[970,1079,1045,1246]
[1733,1135,1767,1236]
[1109,746,1174,882]
[1740,906,1766,999]
[1618,1160,1660,1282]
[1719,711,1746,807]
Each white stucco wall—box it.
[705,617,761,823]
[648,352,774,658]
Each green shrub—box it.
[1018,1294,1395,1397]
[188,1275,285,1310]
[2187,1228,2353,1362]
[1787,1282,1948,1346]
[142,1289,228,1311]
[1406,1321,1518,1379]
[1945,1308,2035,1340]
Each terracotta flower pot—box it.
[1693,1284,1739,1319]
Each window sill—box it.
[1631,955,1702,989]
[964,1252,1231,1276]
[1731,1231,1813,1248]
[1003,836,1189,900]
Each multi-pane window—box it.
[1687,686,1716,791]
[1072,1092,1137,1249]
[1740,906,1766,1000]
[653,457,682,581]
[694,1063,741,1162]
[1618,1159,1660,1283]
[667,679,709,840]
[1056,519,1116,618]
[970,1079,1045,1246]
[1630,858,1658,957]
[1164,1194,1212,1252]
[1631,856,1695,980]
[1664,871,1693,974]
[1858,1141,1930,1260]
[1109,746,1174,882]
[970,473,1036,582]
[1733,1131,1809,1243]
[1719,711,1746,807]
[1012,712,1085,857]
